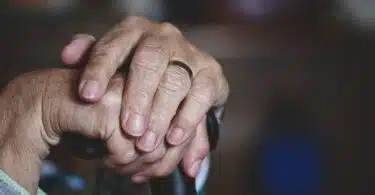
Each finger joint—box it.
[159,66,191,94]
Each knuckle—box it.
[132,57,160,74]
[92,21,144,64]
[148,111,166,127]
[133,43,168,72]
[142,37,169,56]
[95,27,124,51]
[186,42,199,53]
[190,74,217,106]
[159,67,191,94]
[90,44,110,64]
[199,53,222,72]
[134,87,154,100]
[89,46,119,75]
[159,22,182,36]
[123,16,147,26]
[127,88,153,112]
[129,64,160,92]
[190,91,213,106]
[190,85,215,106]
[207,55,223,73]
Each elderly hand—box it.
[0,68,212,195]
[61,16,229,181]
[0,69,131,193]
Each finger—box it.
[103,74,138,165]
[105,128,138,165]
[131,146,188,182]
[121,35,172,137]
[166,68,217,146]
[61,34,96,65]
[136,63,191,152]
[79,17,152,102]
[128,118,208,180]
[131,135,194,182]
[121,22,190,137]
[114,144,167,175]
[191,51,229,107]
[181,117,209,177]
[207,56,229,106]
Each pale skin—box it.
[0,16,229,194]
[61,17,229,179]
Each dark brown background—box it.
[0,1,373,194]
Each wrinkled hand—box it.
[0,69,127,193]
[0,68,212,194]
[61,16,229,181]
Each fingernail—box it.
[138,131,156,151]
[126,113,146,136]
[132,175,148,183]
[190,160,202,177]
[79,80,99,100]
[168,127,185,145]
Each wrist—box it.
[0,71,51,194]
[0,132,43,195]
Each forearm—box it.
[0,142,42,195]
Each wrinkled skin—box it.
[0,69,209,194]
[61,16,229,181]
[0,16,230,195]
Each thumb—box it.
[42,69,123,144]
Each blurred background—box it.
[0,0,374,194]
